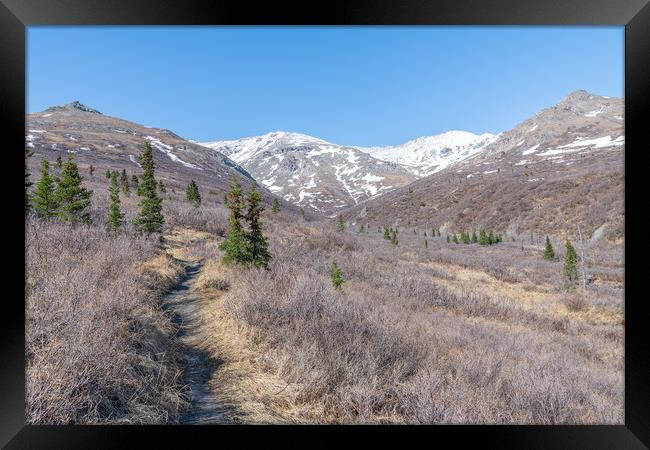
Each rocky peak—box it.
[45,100,102,115]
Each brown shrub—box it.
[26,218,187,424]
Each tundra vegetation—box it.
[25,143,623,424]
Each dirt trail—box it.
[164,259,242,424]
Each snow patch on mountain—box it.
[145,136,202,170]
[355,130,497,176]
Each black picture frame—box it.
[2,0,647,447]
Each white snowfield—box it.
[355,130,498,177]
[522,144,540,155]
[538,135,624,156]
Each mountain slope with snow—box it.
[341,91,625,242]
[199,130,498,215]
[200,132,417,216]
[25,101,301,213]
[356,131,498,176]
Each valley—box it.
[24,89,625,425]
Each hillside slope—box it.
[341,91,624,243]
[26,101,298,212]
[201,132,416,216]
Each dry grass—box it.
[25,218,188,424]
[25,172,624,424]
[170,213,624,424]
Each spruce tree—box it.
[107,171,124,231]
[462,230,471,244]
[131,174,139,193]
[89,165,95,177]
[120,169,130,196]
[337,214,346,232]
[563,239,579,283]
[271,198,280,213]
[32,159,58,218]
[186,180,201,207]
[391,229,398,246]
[453,233,459,244]
[488,231,495,245]
[437,229,441,237]
[479,229,489,245]
[383,226,390,240]
[543,236,555,260]
[54,154,93,224]
[424,230,427,237]
[330,259,344,291]
[158,179,166,194]
[105,169,111,179]
[219,175,251,266]
[55,155,62,169]
[424,239,428,249]
[299,207,305,220]
[132,142,164,234]
[245,181,272,269]
[471,230,478,243]
[446,234,450,243]
[223,192,229,206]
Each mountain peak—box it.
[45,100,102,115]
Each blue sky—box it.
[27,27,623,146]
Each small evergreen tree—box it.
[437,229,441,237]
[131,174,139,192]
[471,230,478,243]
[299,207,305,220]
[186,180,201,207]
[479,229,489,245]
[120,169,130,196]
[107,171,124,231]
[32,159,58,218]
[219,175,251,266]
[461,230,471,244]
[424,230,427,237]
[543,236,555,261]
[337,214,346,232]
[446,234,450,243]
[54,154,93,224]
[383,226,390,240]
[223,192,229,206]
[158,179,166,193]
[563,239,579,283]
[424,239,428,249]
[245,181,271,269]
[453,233,459,244]
[133,142,164,234]
[105,169,111,179]
[271,198,280,213]
[55,155,63,169]
[488,231,495,245]
[391,229,398,246]
[89,165,95,177]
[330,259,344,291]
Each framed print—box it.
[2,0,648,447]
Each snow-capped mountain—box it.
[200,132,416,216]
[199,130,497,215]
[355,131,498,176]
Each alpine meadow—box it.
[25,27,624,425]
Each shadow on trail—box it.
[164,261,244,424]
